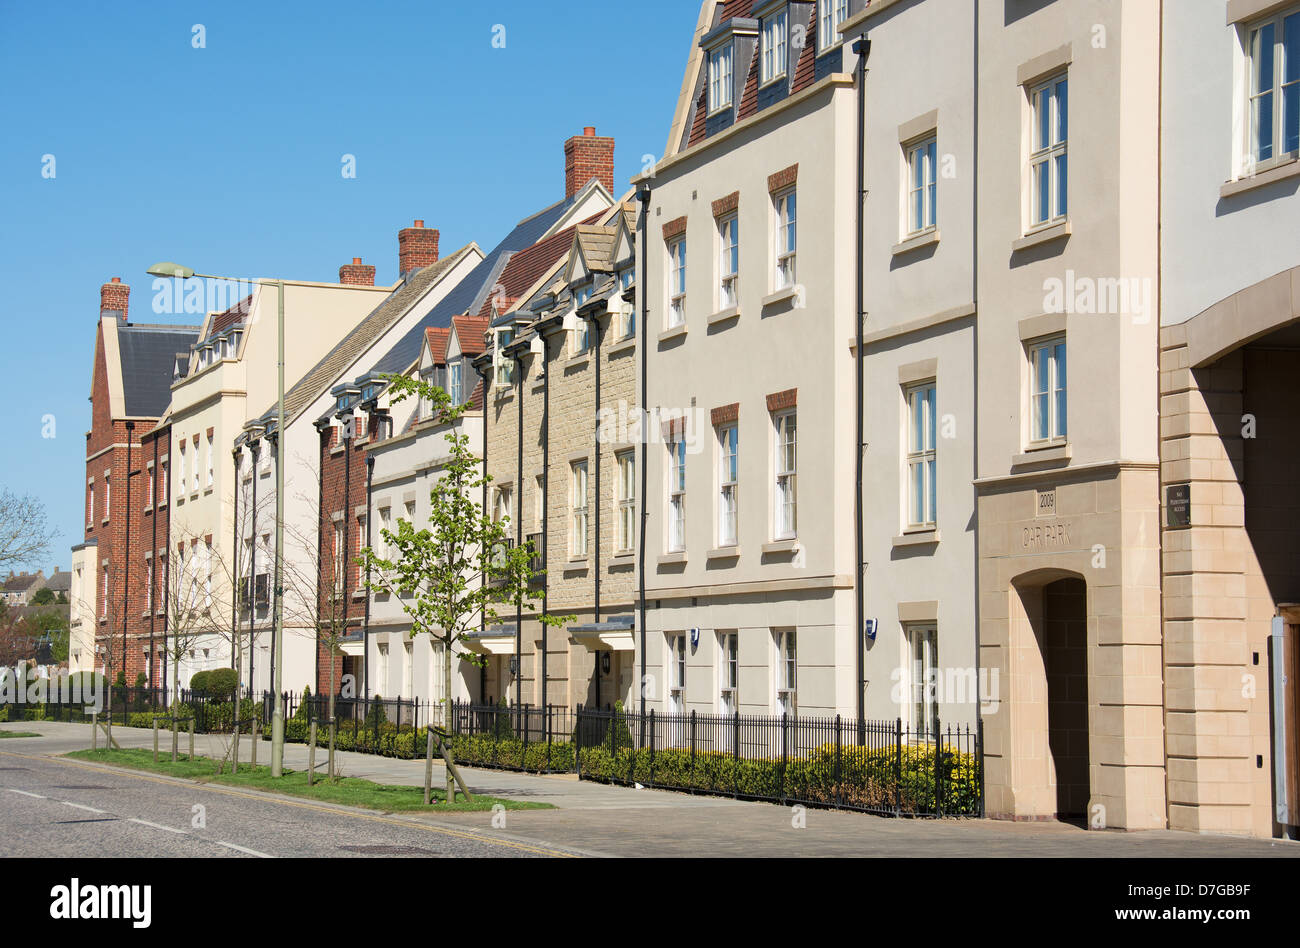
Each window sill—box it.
[893,529,940,549]
[607,337,637,357]
[565,353,592,370]
[1220,156,1300,199]
[762,286,799,309]
[101,519,109,527]
[1012,442,1071,469]
[1012,221,1071,254]
[494,391,515,405]
[609,553,636,568]
[893,228,940,257]
[657,552,688,566]
[658,324,688,344]
[707,305,741,326]
[761,539,799,555]
[707,546,740,561]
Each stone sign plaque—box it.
[1036,488,1057,519]
[1166,483,1191,529]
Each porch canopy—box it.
[568,614,635,652]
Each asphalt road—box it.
[0,747,583,859]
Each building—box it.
[1,571,48,607]
[73,277,200,685]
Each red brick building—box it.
[79,278,199,687]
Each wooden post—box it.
[308,721,318,787]
[188,718,195,761]
[153,717,159,764]
[423,728,435,806]
[91,713,97,751]
[438,735,473,803]
[252,718,259,769]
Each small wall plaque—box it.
[1166,483,1192,529]
[1036,488,1057,519]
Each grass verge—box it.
[0,730,41,739]
[64,748,552,813]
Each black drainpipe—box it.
[515,345,523,712]
[541,329,550,707]
[474,359,491,701]
[853,37,872,731]
[593,307,603,707]
[636,185,651,731]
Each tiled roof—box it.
[452,315,491,356]
[1,573,42,593]
[44,570,71,593]
[367,194,583,377]
[425,327,450,366]
[574,225,618,273]
[478,211,605,322]
[206,295,253,340]
[263,244,476,424]
[118,324,201,417]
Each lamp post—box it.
[147,262,289,777]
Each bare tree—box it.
[0,489,58,572]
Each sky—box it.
[0,0,702,566]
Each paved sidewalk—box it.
[8,720,1300,857]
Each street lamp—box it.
[147,261,290,778]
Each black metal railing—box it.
[574,707,983,818]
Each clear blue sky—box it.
[0,0,701,565]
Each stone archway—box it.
[1004,568,1093,822]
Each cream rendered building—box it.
[166,277,391,691]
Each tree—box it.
[32,588,56,606]
[361,376,572,804]
[0,489,58,572]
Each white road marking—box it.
[214,841,273,858]
[61,802,106,814]
[5,789,46,799]
[129,818,187,835]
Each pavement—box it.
[3,720,1299,858]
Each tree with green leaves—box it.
[361,375,571,804]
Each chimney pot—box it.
[339,257,377,287]
[584,127,596,137]
[414,219,424,228]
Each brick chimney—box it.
[564,127,616,199]
[100,277,129,318]
[398,220,440,275]
[339,257,376,286]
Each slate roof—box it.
[118,324,201,417]
[1,573,42,593]
[261,243,477,424]
[44,570,71,594]
[367,194,583,377]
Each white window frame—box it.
[906,381,937,530]
[708,42,734,114]
[718,631,738,717]
[906,135,938,236]
[333,525,345,596]
[103,473,110,522]
[206,434,214,489]
[1028,73,1068,228]
[101,566,108,620]
[773,188,798,290]
[717,213,739,310]
[774,410,797,540]
[1245,6,1300,167]
[667,237,687,328]
[668,438,687,553]
[717,424,738,548]
[761,10,789,85]
[87,482,95,526]
[905,624,939,740]
[570,461,589,559]
[1028,335,1067,445]
[448,360,463,406]
[819,0,849,51]
[775,628,797,716]
[616,450,635,555]
[668,633,687,716]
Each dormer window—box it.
[761,9,788,85]
[495,329,515,387]
[818,0,849,52]
[709,42,734,114]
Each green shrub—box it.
[205,668,238,701]
[189,671,210,694]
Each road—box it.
[3,723,1300,858]
[0,747,582,858]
